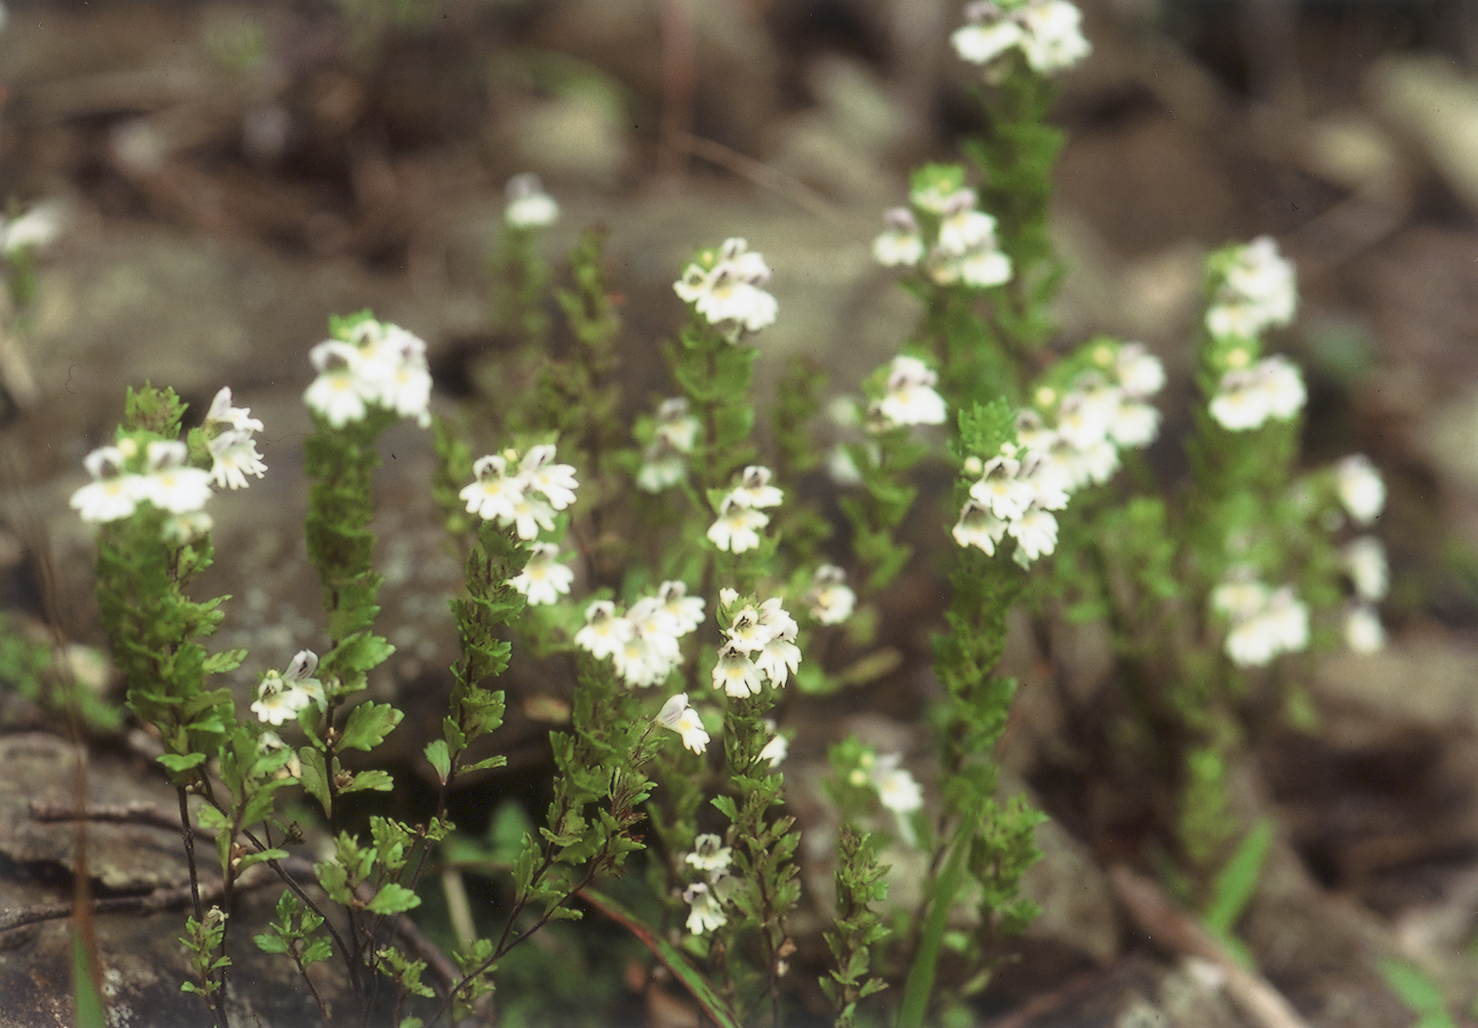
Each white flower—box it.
[460,454,524,523]
[1212,577,1270,620]
[872,755,923,814]
[304,340,371,427]
[1018,0,1092,72]
[878,355,947,428]
[675,238,778,339]
[1215,577,1309,667]
[707,496,768,553]
[1114,343,1166,399]
[685,834,733,874]
[806,565,856,625]
[1108,399,1160,449]
[520,445,579,511]
[136,440,213,514]
[873,208,925,267]
[937,206,997,257]
[1263,586,1310,654]
[161,510,213,545]
[725,605,772,653]
[682,882,727,935]
[952,499,1008,555]
[754,613,801,687]
[1257,356,1306,421]
[1208,368,1271,431]
[637,445,687,493]
[1207,236,1297,340]
[655,398,701,453]
[712,641,765,697]
[207,429,267,490]
[504,172,559,228]
[951,18,1025,65]
[970,455,1034,522]
[656,581,706,636]
[0,199,65,255]
[71,446,142,523]
[759,728,788,767]
[1008,504,1059,566]
[656,693,710,754]
[510,543,574,606]
[574,601,633,661]
[1342,537,1388,602]
[205,387,264,433]
[250,653,323,726]
[730,466,784,509]
[1336,454,1384,526]
[1344,604,1385,654]
[627,597,684,669]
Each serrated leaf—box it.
[157,752,207,773]
[253,933,290,955]
[202,648,247,674]
[463,754,508,774]
[340,702,403,752]
[367,883,421,915]
[424,740,451,784]
[236,848,289,873]
[343,769,395,793]
[298,747,330,816]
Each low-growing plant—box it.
[51,3,1394,1025]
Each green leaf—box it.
[367,883,421,915]
[1379,958,1450,1017]
[236,848,289,873]
[339,702,404,752]
[202,648,247,674]
[1203,819,1273,934]
[343,769,394,793]
[253,933,290,955]
[157,752,207,773]
[298,747,330,816]
[424,740,451,784]
[463,754,508,774]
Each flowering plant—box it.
[56,5,1390,1026]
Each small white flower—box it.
[1336,454,1385,526]
[707,496,769,553]
[682,882,727,935]
[1008,504,1059,565]
[510,543,574,606]
[205,387,264,433]
[730,466,784,509]
[655,398,701,453]
[1212,577,1269,620]
[504,172,559,228]
[304,340,371,427]
[1207,236,1298,340]
[136,440,213,514]
[878,355,947,428]
[1256,356,1306,421]
[1114,343,1166,399]
[574,600,633,661]
[460,455,525,524]
[685,834,733,874]
[70,446,141,523]
[0,199,65,255]
[675,238,778,339]
[873,208,925,268]
[207,429,267,490]
[952,499,1008,555]
[872,755,924,814]
[637,445,687,493]
[806,565,856,626]
[161,510,213,545]
[1263,587,1310,654]
[970,455,1033,522]
[520,445,579,511]
[951,18,1025,65]
[759,728,788,767]
[1208,368,1271,431]
[1342,536,1388,602]
[655,581,706,636]
[712,641,765,697]
[656,693,710,754]
[250,656,323,727]
[754,619,801,687]
[1108,399,1160,449]
[1018,0,1092,72]
[725,605,772,653]
[1344,604,1386,654]
[937,207,998,257]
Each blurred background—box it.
[6,1,1478,1025]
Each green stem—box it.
[895,824,970,1028]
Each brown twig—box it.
[1108,864,1313,1028]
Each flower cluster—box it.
[950,0,1092,76]
[1211,575,1310,668]
[250,650,325,726]
[874,354,947,429]
[673,237,777,340]
[707,466,783,553]
[655,692,710,754]
[575,581,705,688]
[304,317,433,429]
[1206,236,1297,342]
[681,834,741,935]
[509,542,574,606]
[804,564,856,625]
[637,397,702,493]
[203,387,268,490]
[71,437,215,525]
[504,172,559,229]
[873,175,1012,288]
[711,593,800,697]
[1207,354,1305,432]
[953,341,1166,566]
[459,444,579,541]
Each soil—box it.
[3,1,1478,1026]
